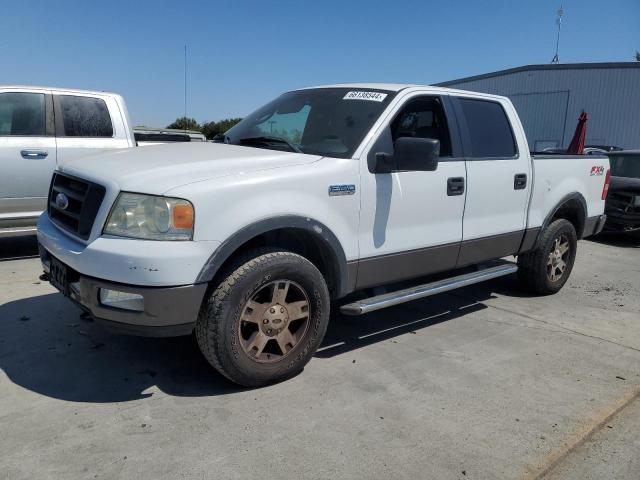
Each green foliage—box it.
[636,51,640,62]
[201,118,242,139]
[261,127,303,144]
[167,117,201,131]
[166,117,243,139]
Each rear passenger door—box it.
[452,96,532,266]
[0,90,57,219]
[53,94,126,162]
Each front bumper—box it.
[40,245,207,337]
[37,213,220,287]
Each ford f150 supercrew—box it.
[37,84,610,386]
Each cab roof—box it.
[298,82,508,100]
[0,85,118,96]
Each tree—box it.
[636,51,640,62]
[201,118,242,139]
[167,117,201,131]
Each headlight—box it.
[104,193,194,240]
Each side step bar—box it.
[0,226,37,239]
[340,260,518,316]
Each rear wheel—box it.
[196,249,330,387]
[517,219,577,295]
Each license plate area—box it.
[49,257,69,296]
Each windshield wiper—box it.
[212,134,230,143]
[238,136,302,153]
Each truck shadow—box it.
[0,236,39,260]
[587,232,640,249]
[0,293,244,402]
[319,288,491,358]
[0,281,504,403]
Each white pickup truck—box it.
[37,84,610,386]
[0,86,136,238]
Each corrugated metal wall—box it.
[440,66,640,150]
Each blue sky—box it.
[2,0,638,127]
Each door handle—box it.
[514,173,527,190]
[21,150,49,159]
[447,177,465,196]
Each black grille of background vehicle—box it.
[48,173,106,240]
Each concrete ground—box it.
[0,234,639,480]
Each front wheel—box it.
[517,219,578,295]
[196,249,330,387]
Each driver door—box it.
[0,89,57,221]
[356,93,466,289]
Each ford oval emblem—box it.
[55,193,69,210]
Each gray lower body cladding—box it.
[39,245,206,337]
[353,230,525,290]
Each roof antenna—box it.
[551,5,563,64]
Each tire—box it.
[195,249,330,387]
[517,219,578,295]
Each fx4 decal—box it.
[590,166,605,176]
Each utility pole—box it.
[551,6,563,64]
[184,44,187,131]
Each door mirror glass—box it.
[375,137,440,173]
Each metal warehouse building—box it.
[436,62,640,151]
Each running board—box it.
[0,226,37,238]
[340,260,518,316]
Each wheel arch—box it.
[195,215,355,299]
[537,192,588,246]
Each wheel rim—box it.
[238,280,311,363]
[547,234,571,282]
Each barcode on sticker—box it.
[343,91,388,102]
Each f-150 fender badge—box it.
[328,184,356,196]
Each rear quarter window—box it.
[57,95,113,137]
[458,98,517,158]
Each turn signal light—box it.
[173,204,194,229]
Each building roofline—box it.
[435,62,640,86]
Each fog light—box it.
[99,288,144,311]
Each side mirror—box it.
[375,137,440,173]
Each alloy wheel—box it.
[547,234,571,282]
[238,280,311,363]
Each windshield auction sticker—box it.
[343,91,388,102]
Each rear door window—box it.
[458,98,517,158]
[0,92,46,136]
[57,95,113,137]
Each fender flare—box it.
[534,192,588,248]
[195,215,353,298]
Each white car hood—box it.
[60,142,321,195]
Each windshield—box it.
[220,88,395,158]
[610,154,640,179]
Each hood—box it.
[60,142,321,195]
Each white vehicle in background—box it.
[0,86,135,237]
[37,84,610,386]
[134,127,206,146]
